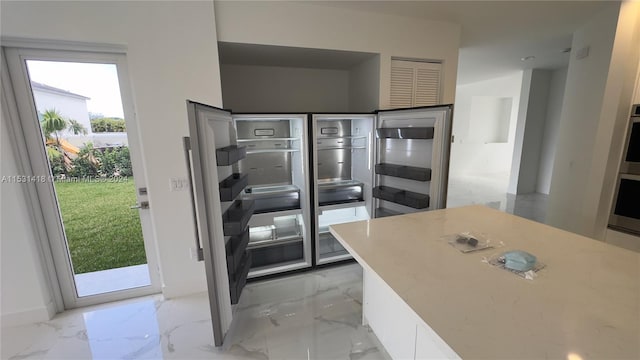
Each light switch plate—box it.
[170,178,190,191]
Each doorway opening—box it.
[25,60,150,297]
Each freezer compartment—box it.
[226,228,250,276]
[219,173,249,201]
[318,180,364,206]
[222,200,255,236]
[376,127,434,139]
[375,163,431,182]
[229,251,251,305]
[373,186,430,209]
[216,145,247,166]
[375,207,402,218]
[243,185,300,213]
[318,231,349,259]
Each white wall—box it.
[348,56,380,112]
[1,0,223,324]
[449,72,523,188]
[536,67,568,194]
[220,64,349,112]
[213,1,461,108]
[1,102,56,326]
[508,69,551,194]
[547,2,640,239]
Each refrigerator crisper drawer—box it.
[373,186,430,209]
[222,200,255,236]
[375,163,431,181]
[216,145,247,166]
[376,127,434,139]
[248,216,302,248]
[229,252,251,305]
[375,207,402,218]
[249,241,304,269]
[219,173,249,202]
[243,185,301,213]
[318,180,364,206]
[226,228,250,276]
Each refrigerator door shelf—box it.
[219,173,249,202]
[373,186,430,209]
[375,163,431,182]
[226,228,250,276]
[222,200,255,236]
[229,252,252,305]
[216,145,247,166]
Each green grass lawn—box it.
[54,178,147,274]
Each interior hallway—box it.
[447,175,548,223]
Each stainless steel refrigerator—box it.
[184,102,312,345]
[184,101,452,345]
[311,106,453,266]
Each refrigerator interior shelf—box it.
[376,127,434,139]
[316,135,367,140]
[219,173,249,202]
[243,185,301,214]
[375,163,432,182]
[247,235,303,250]
[316,146,367,150]
[216,145,246,166]
[319,200,366,212]
[318,180,364,206]
[237,137,299,142]
[222,200,255,236]
[375,207,402,218]
[246,149,300,154]
[373,186,430,209]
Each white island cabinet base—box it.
[330,205,640,360]
[363,268,460,360]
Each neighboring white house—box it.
[31,81,128,148]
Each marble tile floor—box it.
[2,263,390,360]
[75,264,151,297]
[447,175,548,223]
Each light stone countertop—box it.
[330,205,640,359]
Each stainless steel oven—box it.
[609,174,640,234]
[609,104,640,234]
[619,104,640,174]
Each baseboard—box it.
[1,300,56,327]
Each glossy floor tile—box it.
[2,264,389,360]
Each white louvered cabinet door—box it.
[390,60,442,108]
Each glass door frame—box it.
[3,43,161,309]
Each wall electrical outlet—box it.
[170,178,190,192]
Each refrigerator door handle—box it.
[183,136,205,261]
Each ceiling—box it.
[311,0,618,84]
[219,1,618,84]
[218,42,377,70]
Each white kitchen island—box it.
[330,205,640,359]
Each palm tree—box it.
[67,119,88,135]
[40,109,67,143]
